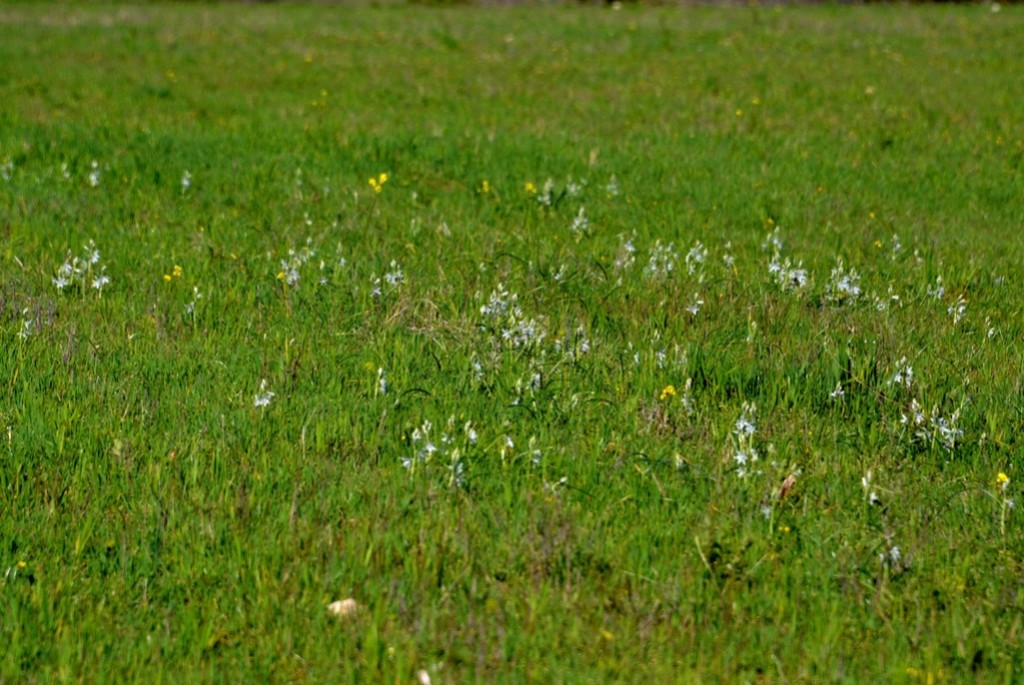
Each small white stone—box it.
[327,598,359,617]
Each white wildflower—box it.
[536,178,555,207]
[91,269,110,291]
[278,239,316,289]
[768,253,808,291]
[948,295,966,325]
[643,240,678,279]
[685,294,704,316]
[383,260,404,288]
[734,404,757,437]
[762,228,783,252]
[826,258,861,303]
[18,310,33,340]
[880,545,901,567]
[890,357,914,390]
[185,286,202,315]
[931,412,963,452]
[570,207,589,236]
[605,175,619,197]
[543,476,568,495]
[254,379,275,408]
[685,240,707,276]
[723,242,735,270]
[52,266,73,290]
[680,378,696,416]
[615,233,637,271]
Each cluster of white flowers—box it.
[87,160,101,187]
[480,283,518,320]
[552,325,591,362]
[679,377,696,416]
[948,294,967,325]
[53,240,110,293]
[685,240,707,278]
[570,207,589,237]
[880,544,902,568]
[536,178,556,207]
[534,175,612,207]
[684,293,704,316]
[643,240,678,279]
[604,175,619,198]
[634,339,688,372]
[825,258,862,303]
[371,260,405,299]
[901,398,964,452]
[18,309,34,341]
[890,357,914,390]
[829,381,845,400]
[890,234,903,258]
[614,233,637,272]
[861,470,882,506]
[278,238,316,288]
[731,402,760,478]
[480,284,546,350]
[185,286,202,316]
[870,285,901,312]
[722,242,735,270]
[768,253,809,291]
[763,228,784,253]
[402,417,478,488]
[565,179,584,198]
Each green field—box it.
[2,2,1024,682]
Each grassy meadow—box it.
[2,1,1024,682]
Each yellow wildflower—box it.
[173,264,183,278]
[480,179,491,194]
[368,172,389,194]
[997,472,1010,491]
[524,181,537,194]
[659,385,676,401]
[163,274,171,282]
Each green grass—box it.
[2,2,1024,682]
